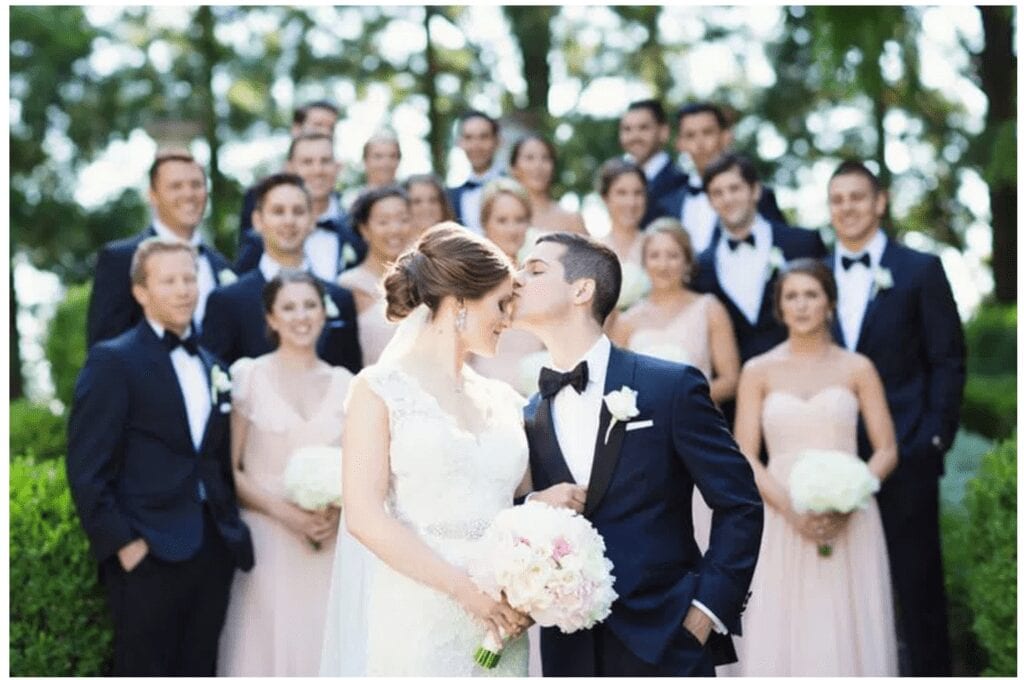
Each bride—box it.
[321,223,533,676]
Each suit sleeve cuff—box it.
[692,599,728,635]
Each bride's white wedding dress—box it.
[320,323,530,676]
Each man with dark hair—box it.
[827,159,964,676]
[656,102,786,252]
[693,152,826,367]
[203,173,361,373]
[69,237,253,676]
[619,99,686,228]
[511,232,763,677]
[236,132,365,279]
[87,151,234,346]
[448,110,502,234]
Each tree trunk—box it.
[422,6,446,179]
[978,6,1016,303]
[10,265,24,400]
[193,6,230,256]
[504,6,554,131]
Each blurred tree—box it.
[504,6,556,131]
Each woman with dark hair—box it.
[403,173,455,237]
[728,258,899,676]
[321,223,532,676]
[337,185,414,365]
[219,270,354,676]
[509,134,586,235]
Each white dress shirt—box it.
[460,165,503,235]
[259,253,311,283]
[146,319,211,451]
[546,334,728,635]
[152,218,215,332]
[305,193,343,281]
[835,230,888,350]
[716,215,775,325]
[639,151,671,182]
[680,176,718,253]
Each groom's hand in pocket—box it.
[118,538,149,572]
[682,606,713,646]
[528,483,587,514]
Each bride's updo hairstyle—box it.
[383,222,512,322]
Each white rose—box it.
[217,269,238,286]
[603,387,639,422]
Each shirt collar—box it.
[145,318,193,340]
[318,193,342,223]
[259,253,311,281]
[152,218,202,247]
[639,151,670,181]
[469,164,501,184]
[549,334,611,390]
[718,213,772,254]
[837,229,887,266]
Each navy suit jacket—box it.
[526,347,763,670]
[693,222,827,363]
[654,179,787,228]
[86,226,233,347]
[234,189,366,276]
[66,322,253,570]
[201,269,362,373]
[641,160,688,228]
[828,240,965,475]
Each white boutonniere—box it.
[217,269,238,286]
[766,246,786,281]
[340,243,358,267]
[210,365,232,412]
[871,267,894,299]
[323,294,340,319]
[602,386,640,445]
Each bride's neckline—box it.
[390,363,493,443]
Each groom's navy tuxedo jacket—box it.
[86,226,233,347]
[67,321,254,570]
[693,222,827,363]
[201,269,362,373]
[525,347,763,670]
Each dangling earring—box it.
[455,304,467,332]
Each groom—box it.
[512,232,764,677]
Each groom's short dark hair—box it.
[535,232,621,325]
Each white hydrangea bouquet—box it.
[468,503,618,668]
[616,261,651,311]
[788,449,880,557]
[284,446,343,549]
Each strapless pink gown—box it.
[728,386,898,676]
[337,267,395,367]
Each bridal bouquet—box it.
[616,261,651,311]
[788,449,880,557]
[284,445,343,511]
[468,503,618,668]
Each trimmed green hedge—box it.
[10,456,114,676]
[961,304,1016,440]
[9,399,66,462]
[45,282,90,407]
[962,374,1017,441]
[963,435,1016,676]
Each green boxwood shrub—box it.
[9,399,66,462]
[964,304,1016,376]
[10,456,114,676]
[44,282,90,407]
[961,374,1017,441]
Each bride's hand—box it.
[455,581,531,643]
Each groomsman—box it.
[235,132,366,279]
[447,110,502,234]
[203,173,362,373]
[656,102,786,252]
[618,98,686,227]
[67,238,253,676]
[87,151,233,347]
[236,100,341,240]
[827,160,964,676]
[693,153,826,366]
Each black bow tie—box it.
[726,233,756,251]
[841,252,871,270]
[162,330,199,356]
[538,362,589,399]
[686,183,704,196]
[315,218,336,231]
[463,179,483,190]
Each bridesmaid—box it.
[337,185,414,365]
[595,158,647,267]
[729,259,899,676]
[403,173,455,237]
[218,270,354,676]
[471,178,546,396]
[508,134,587,234]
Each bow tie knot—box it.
[841,252,871,270]
[726,233,756,251]
[686,183,704,197]
[538,362,589,399]
[162,330,199,356]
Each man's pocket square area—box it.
[625,419,654,431]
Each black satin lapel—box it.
[534,397,576,485]
[195,350,218,455]
[583,347,633,518]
